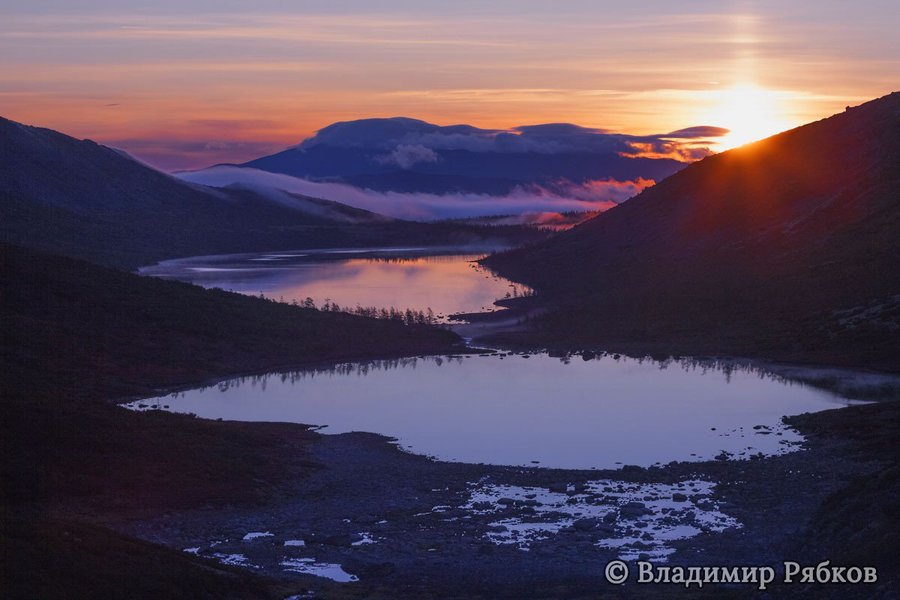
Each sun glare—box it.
[709,84,795,150]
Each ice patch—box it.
[485,518,568,545]
[351,532,377,546]
[211,553,258,568]
[462,479,740,561]
[280,558,358,582]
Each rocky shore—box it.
[112,398,899,599]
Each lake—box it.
[128,352,868,470]
[139,246,527,319]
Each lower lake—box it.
[128,352,871,470]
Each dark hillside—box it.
[1,243,461,401]
[1,243,460,508]
[484,93,900,369]
[0,243,462,598]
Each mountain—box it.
[0,117,544,269]
[484,92,900,370]
[233,117,715,196]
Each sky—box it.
[1,0,897,170]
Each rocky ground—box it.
[109,398,898,599]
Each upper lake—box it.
[140,246,526,319]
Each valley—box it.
[2,94,898,599]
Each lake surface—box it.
[128,353,867,470]
[140,247,527,319]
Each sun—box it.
[708,84,795,150]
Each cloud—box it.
[177,166,650,221]
[613,125,730,160]
[663,126,730,139]
[530,178,656,203]
[472,211,603,229]
[619,140,715,161]
[375,144,439,169]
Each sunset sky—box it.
[2,0,897,170]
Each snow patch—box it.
[280,558,358,582]
[462,479,740,561]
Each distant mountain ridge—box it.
[231,116,722,196]
[484,92,900,370]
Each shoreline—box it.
[96,345,900,597]
[119,347,898,473]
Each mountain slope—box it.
[0,117,544,269]
[0,117,394,268]
[484,92,900,369]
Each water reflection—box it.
[139,247,529,319]
[128,353,887,470]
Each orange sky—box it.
[1,1,897,169]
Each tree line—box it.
[268,293,439,326]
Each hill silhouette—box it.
[484,92,900,370]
